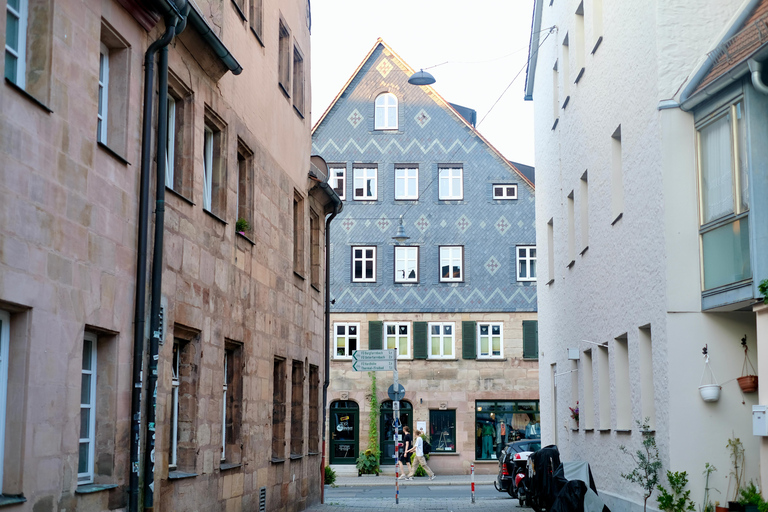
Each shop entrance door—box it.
[379,400,412,465]
[330,401,358,464]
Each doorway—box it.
[330,400,358,464]
[379,400,412,465]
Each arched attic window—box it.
[375,92,398,130]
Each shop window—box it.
[379,400,412,464]
[475,400,540,460]
[429,410,456,453]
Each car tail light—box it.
[502,465,509,476]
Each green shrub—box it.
[356,448,380,475]
[324,465,337,486]
[657,471,695,512]
[738,482,765,508]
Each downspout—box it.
[748,59,768,95]
[129,18,178,512]
[318,179,341,504]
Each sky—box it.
[310,0,537,167]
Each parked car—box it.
[494,440,542,497]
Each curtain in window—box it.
[699,115,733,224]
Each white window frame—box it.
[439,167,463,200]
[166,95,176,190]
[353,167,377,200]
[334,322,359,359]
[374,92,398,130]
[4,0,27,87]
[517,246,537,282]
[352,246,377,282]
[97,44,110,144]
[330,166,346,200]
[394,246,418,283]
[428,322,454,359]
[203,125,214,211]
[395,167,418,200]
[169,342,180,469]
[221,351,227,461]
[384,322,411,358]
[493,184,518,200]
[79,332,98,485]
[439,246,463,282]
[477,322,503,359]
[0,310,10,493]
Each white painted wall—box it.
[530,0,758,509]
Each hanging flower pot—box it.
[700,345,721,402]
[738,336,758,394]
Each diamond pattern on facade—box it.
[495,216,511,235]
[377,58,393,78]
[440,220,447,228]
[518,220,525,228]
[348,109,363,128]
[415,215,430,233]
[376,215,391,232]
[456,215,471,233]
[341,217,356,233]
[485,256,501,275]
[415,109,431,128]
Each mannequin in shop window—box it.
[481,422,495,458]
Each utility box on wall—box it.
[753,405,768,436]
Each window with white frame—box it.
[169,342,180,469]
[493,184,517,200]
[384,323,410,358]
[439,246,463,282]
[97,43,109,144]
[353,167,377,200]
[334,323,359,359]
[5,0,27,87]
[352,246,376,282]
[79,332,98,484]
[374,92,398,130]
[395,246,418,283]
[477,323,503,358]
[395,166,418,200]
[439,167,463,200]
[696,100,751,290]
[0,310,9,493]
[428,322,454,358]
[330,166,346,200]
[517,246,537,281]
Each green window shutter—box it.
[413,322,428,359]
[462,321,477,359]
[523,320,538,359]
[368,321,383,350]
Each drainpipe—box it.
[129,14,178,512]
[317,179,341,504]
[748,59,768,95]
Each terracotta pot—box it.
[717,506,730,512]
[737,375,758,393]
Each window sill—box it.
[352,198,378,202]
[598,429,611,433]
[571,428,579,432]
[616,430,632,434]
[574,67,585,84]
[551,118,559,130]
[522,357,539,361]
[611,212,623,226]
[203,209,228,225]
[566,260,575,269]
[166,186,195,206]
[236,231,255,245]
[591,36,603,55]
[546,279,555,286]
[290,454,303,460]
[230,0,246,21]
[426,358,459,361]
[168,471,198,480]
[278,82,290,99]
[220,462,242,471]
[583,428,594,432]
[476,357,508,362]
[250,27,265,47]
[270,457,286,464]
[97,142,131,166]
[5,78,53,113]
[294,271,306,281]
[308,451,321,456]
[75,484,118,494]
[562,96,570,110]
[293,105,305,119]
[580,246,589,256]
[0,495,27,507]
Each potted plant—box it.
[569,401,580,426]
[737,336,758,394]
[235,217,250,236]
[356,448,381,476]
[699,345,721,402]
[727,436,745,511]
[737,482,766,512]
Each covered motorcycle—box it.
[550,461,610,512]
[526,445,561,512]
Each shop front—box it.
[475,400,540,460]
[330,400,359,464]
[380,400,412,465]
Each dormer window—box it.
[375,92,398,130]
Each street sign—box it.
[387,383,405,401]
[392,400,400,411]
[352,349,395,361]
[352,359,395,372]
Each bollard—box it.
[471,463,475,504]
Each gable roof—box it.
[311,38,534,190]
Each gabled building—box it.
[0,0,333,510]
[312,39,539,475]
[526,0,767,508]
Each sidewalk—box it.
[331,473,498,487]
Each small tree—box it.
[658,471,696,512]
[727,436,745,501]
[620,418,662,512]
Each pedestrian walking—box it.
[406,429,435,480]
[396,426,413,479]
